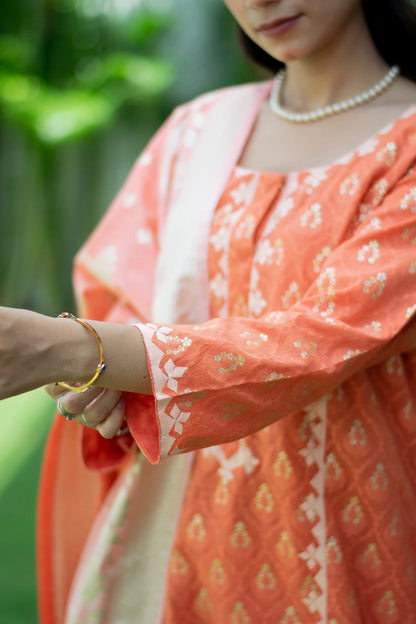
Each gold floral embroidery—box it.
[264,371,285,386]
[239,331,268,346]
[342,496,364,525]
[300,202,322,229]
[377,590,397,616]
[194,588,213,614]
[230,521,251,549]
[255,483,275,513]
[293,338,318,359]
[186,514,207,542]
[222,403,249,420]
[376,142,397,166]
[313,266,336,317]
[348,419,367,447]
[209,558,226,586]
[326,536,343,564]
[214,479,230,506]
[390,509,403,537]
[400,187,416,211]
[361,543,381,570]
[402,223,416,244]
[255,564,276,590]
[280,606,301,624]
[357,240,380,264]
[273,451,293,479]
[282,281,301,309]
[366,178,388,206]
[313,246,331,273]
[230,601,251,624]
[277,531,296,558]
[170,549,189,575]
[214,352,245,374]
[340,173,359,196]
[370,463,388,491]
[300,575,320,607]
[165,335,192,355]
[325,453,342,481]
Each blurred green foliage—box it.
[0,0,254,314]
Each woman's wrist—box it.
[52,315,101,385]
[52,316,152,394]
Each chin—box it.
[264,44,307,65]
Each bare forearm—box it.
[0,307,152,399]
[54,316,152,394]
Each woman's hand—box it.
[45,384,126,439]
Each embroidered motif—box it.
[209,558,226,586]
[326,536,343,564]
[402,224,416,244]
[357,240,380,264]
[313,246,332,273]
[230,601,251,624]
[348,420,367,446]
[300,203,322,229]
[340,173,360,196]
[342,496,364,525]
[273,451,293,479]
[377,590,397,616]
[186,514,207,542]
[214,351,245,374]
[277,531,296,558]
[282,281,301,309]
[361,543,381,570]
[313,267,336,317]
[279,606,301,624]
[170,549,189,575]
[229,521,251,549]
[363,272,387,299]
[400,187,416,212]
[376,141,397,166]
[194,588,213,614]
[255,564,276,590]
[254,483,275,513]
[293,338,318,358]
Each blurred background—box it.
[0,1,258,621]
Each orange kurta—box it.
[38,82,416,624]
[157,162,416,623]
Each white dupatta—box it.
[66,81,270,624]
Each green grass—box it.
[0,390,54,624]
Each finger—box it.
[57,386,104,417]
[96,398,125,439]
[44,383,66,400]
[76,389,123,427]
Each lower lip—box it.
[258,15,301,38]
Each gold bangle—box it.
[56,312,106,393]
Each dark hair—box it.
[238,0,416,82]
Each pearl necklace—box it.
[269,65,400,123]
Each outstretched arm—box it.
[0,307,152,400]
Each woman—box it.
[1,0,416,622]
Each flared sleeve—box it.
[129,164,416,463]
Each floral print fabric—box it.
[136,111,416,622]
[65,85,416,624]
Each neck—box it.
[283,13,389,113]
